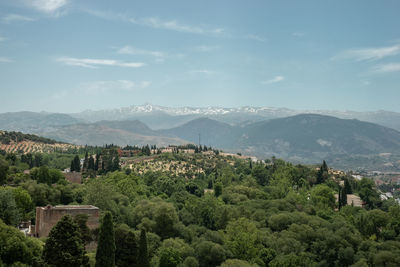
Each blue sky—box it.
[0,0,400,113]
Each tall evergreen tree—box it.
[341,187,347,207]
[88,156,95,171]
[70,160,75,172]
[138,229,150,267]
[95,212,115,267]
[73,155,81,172]
[83,151,89,171]
[42,215,88,266]
[94,154,100,171]
[344,178,353,194]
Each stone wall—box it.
[63,172,82,184]
[35,205,99,238]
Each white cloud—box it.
[28,0,68,14]
[117,46,165,58]
[334,43,400,61]
[82,80,151,94]
[192,45,220,52]
[371,63,400,73]
[56,57,145,68]
[261,76,285,84]
[245,34,266,42]
[188,70,216,75]
[83,10,224,36]
[132,17,224,35]
[2,14,35,23]
[116,46,184,63]
[0,57,14,63]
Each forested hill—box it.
[1,148,400,266]
[0,130,58,144]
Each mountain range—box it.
[1,104,400,171]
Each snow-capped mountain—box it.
[70,104,400,131]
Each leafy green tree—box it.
[73,214,92,245]
[310,184,335,208]
[115,224,138,267]
[195,240,226,267]
[138,229,150,267]
[11,187,33,220]
[0,218,42,266]
[0,188,20,226]
[112,154,120,171]
[224,218,259,261]
[251,164,270,186]
[220,259,258,267]
[159,247,182,267]
[214,182,222,197]
[0,158,9,185]
[358,178,380,209]
[42,215,88,266]
[95,212,115,267]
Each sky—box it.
[0,0,400,113]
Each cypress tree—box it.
[70,160,75,172]
[88,156,95,171]
[95,212,115,267]
[73,155,81,172]
[138,229,150,267]
[341,187,347,207]
[83,151,89,171]
[344,178,353,194]
[42,215,88,266]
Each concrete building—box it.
[35,205,99,238]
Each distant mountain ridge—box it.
[1,106,400,171]
[71,104,400,131]
[163,114,400,170]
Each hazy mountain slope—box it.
[238,114,400,157]
[162,114,400,169]
[39,123,187,147]
[94,120,158,136]
[160,117,238,147]
[0,111,83,132]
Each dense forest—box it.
[1,147,400,267]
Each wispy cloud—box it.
[245,34,266,42]
[56,57,145,68]
[0,36,6,42]
[333,43,400,61]
[116,45,184,63]
[27,0,68,14]
[261,76,285,84]
[292,31,305,37]
[81,80,151,94]
[192,45,221,52]
[2,14,35,23]
[371,63,400,74]
[84,9,224,36]
[117,46,165,58]
[131,17,224,35]
[188,70,216,75]
[0,57,14,63]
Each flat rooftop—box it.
[38,205,99,210]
